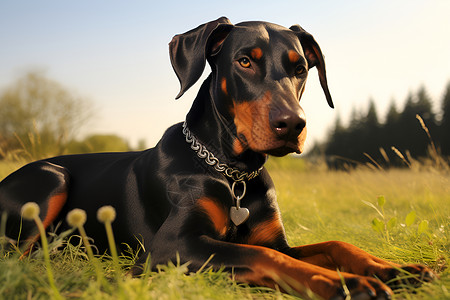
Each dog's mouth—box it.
[234,129,305,157]
[263,141,301,157]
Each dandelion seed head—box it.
[21,202,40,220]
[97,205,116,223]
[66,209,87,227]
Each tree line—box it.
[320,82,450,168]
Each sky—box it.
[1,1,449,152]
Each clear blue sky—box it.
[1,1,449,151]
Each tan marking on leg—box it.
[248,213,284,246]
[42,193,67,228]
[20,192,67,258]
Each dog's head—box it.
[170,17,333,157]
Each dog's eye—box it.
[238,58,251,68]
[295,65,306,76]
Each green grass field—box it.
[0,156,449,299]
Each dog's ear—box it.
[290,25,333,108]
[170,17,234,99]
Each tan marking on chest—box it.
[197,197,229,237]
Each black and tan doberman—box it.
[0,17,434,299]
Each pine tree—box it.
[414,86,437,156]
[395,92,416,152]
[362,99,381,162]
[440,82,450,156]
[385,100,400,126]
[325,113,345,157]
[366,99,379,128]
[383,100,401,164]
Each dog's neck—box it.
[185,75,267,173]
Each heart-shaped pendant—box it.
[230,206,249,226]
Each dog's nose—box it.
[269,108,306,139]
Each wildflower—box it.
[66,209,87,227]
[97,206,121,282]
[97,205,116,223]
[21,202,40,220]
[20,202,62,300]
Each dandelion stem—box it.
[104,221,120,268]
[66,208,105,288]
[1,211,7,256]
[77,225,104,285]
[97,205,122,295]
[33,216,63,300]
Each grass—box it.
[1,156,449,299]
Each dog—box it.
[0,17,434,299]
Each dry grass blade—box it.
[391,146,411,168]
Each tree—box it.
[366,99,379,128]
[325,113,354,169]
[382,100,402,164]
[66,134,130,154]
[325,113,346,157]
[385,100,400,127]
[395,91,424,156]
[397,92,417,150]
[364,100,380,140]
[440,81,450,155]
[415,86,434,119]
[362,100,382,161]
[0,71,92,159]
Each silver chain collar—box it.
[182,121,263,182]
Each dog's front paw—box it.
[379,264,437,290]
[313,274,393,300]
[342,276,393,300]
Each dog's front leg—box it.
[285,241,436,289]
[136,234,393,300]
